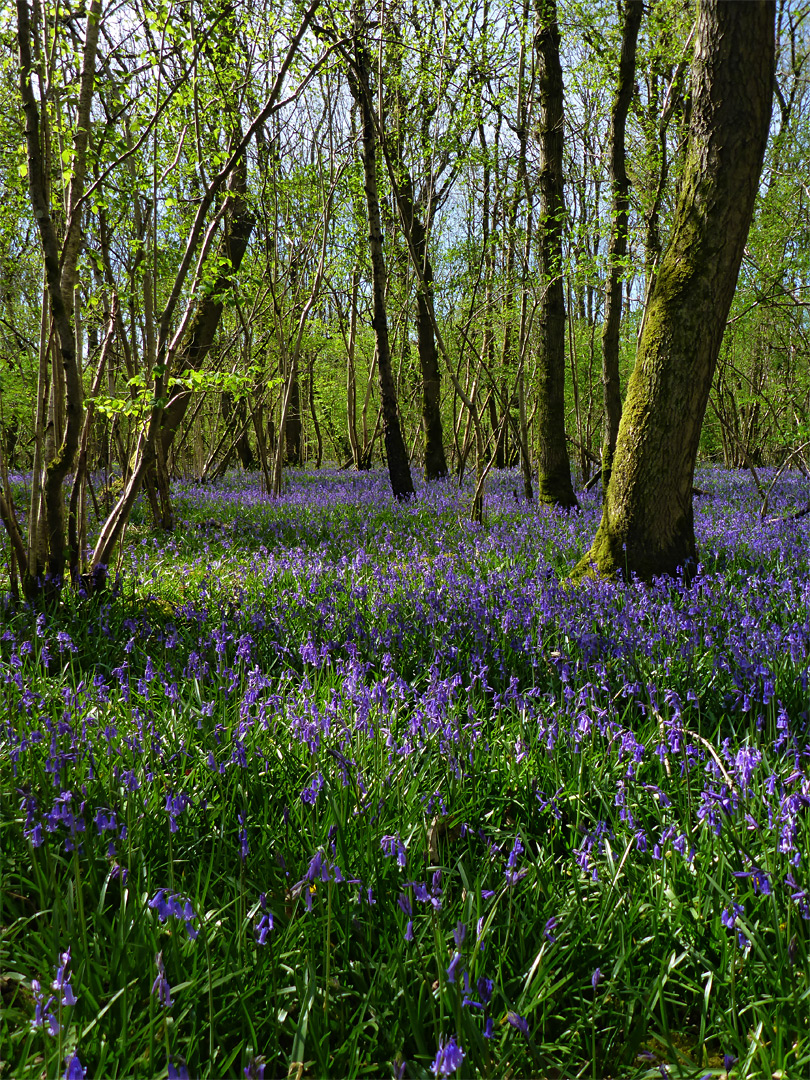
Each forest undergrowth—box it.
[1,467,809,1079]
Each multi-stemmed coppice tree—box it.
[3,0,325,599]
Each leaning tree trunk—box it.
[601,0,643,495]
[154,127,254,528]
[574,0,774,581]
[347,12,414,501]
[534,0,578,509]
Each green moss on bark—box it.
[537,463,579,509]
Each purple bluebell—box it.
[152,951,172,1008]
[506,1010,529,1035]
[430,1035,464,1077]
[244,1057,266,1080]
[446,951,463,984]
[52,947,77,1006]
[64,1055,85,1080]
[380,833,407,868]
[255,913,274,945]
[30,979,59,1036]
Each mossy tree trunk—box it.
[534,0,578,509]
[601,0,643,495]
[575,0,774,581]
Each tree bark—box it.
[534,0,578,509]
[285,359,302,465]
[600,0,643,494]
[575,0,774,581]
[347,10,414,501]
[394,181,448,480]
[16,0,100,596]
[155,137,254,519]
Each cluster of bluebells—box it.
[3,467,810,1076]
[148,890,199,940]
[31,948,78,1037]
[255,893,275,945]
[290,848,357,912]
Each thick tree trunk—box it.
[534,0,578,509]
[575,0,774,581]
[348,15,414,501]
[601,0,643,494]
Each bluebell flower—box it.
[30,979,59,1035]
[52,948,77,1006]
[430,1035,464,1077]
[148,889,199,940]
[446,951,462,984]
[506,1010,529,1035]
[255,913,274,945]
[380,833,407,868]
[721,903,744,929]
[64,1055,85,1080]
[152,951,172,1008]
[238,813,249,862]
[244,1056,266,1080]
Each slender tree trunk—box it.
[16,0,100,597]
[478,123,501,468]
[345,266,361,467]
[155,132,254,524]
[222,393,254,469]
[285,360,302,465]
[534,0,578,508]
[601,0,643,494]
[397,187,447,480]
[347,13,414,501]
[575,0,774,581]
[308,353,323,468]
